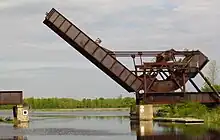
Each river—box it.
[0,110,219,139]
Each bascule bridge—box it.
[42,8,220,121]
[43,8,220,105]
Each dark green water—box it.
[0,110,219,140]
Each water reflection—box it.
[1,112,220,139]
[130,120,220,140]
[0,136,28,140]
[33,115,129,120]
[136,131,220,140]
[13,122,29,129]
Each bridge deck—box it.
[43,8,143,93]
[140,92,220,104]
[0,91,23,105]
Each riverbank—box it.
[0,117,13,124]
[157,102,220,127]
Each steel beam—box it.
[139,92,220,104]
[108,50,201,57]
[0,91,23,105]
[43,8,143,93]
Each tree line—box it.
[0,96,136,109]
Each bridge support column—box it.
[137,104,153,121]
[130,104,153,121]
[13,104,29,128]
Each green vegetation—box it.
[201,60,220,92]
[0,117,13,124]
[0,96,135,110]
[157,102,220,128]
[155,60,220,127]
[201,84,220,92]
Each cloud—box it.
[0,0,219,98]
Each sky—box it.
[0,0,219,99]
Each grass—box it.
[0,117,13,124]
[157,102,220,128]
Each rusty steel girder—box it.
[138,92,220,104]
[0,91,23,105]
[111,49,220,104]
[136,49,208,93]
[121,49,220,104]
[43,8,142,93]
[43,8,220,104]
[110,49,209,94]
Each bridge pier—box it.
[0,91,29,128]
[130,104,153,121]
[13,104,29,128]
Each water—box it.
[0,110,220,140]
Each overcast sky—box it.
[0,0,219,99]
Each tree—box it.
[206,60,219,85]
[201,60,220,92]
[201,84,220,92]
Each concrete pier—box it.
[13,104,29,128]
[130,104,153,121]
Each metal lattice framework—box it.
[43,8,220,105]
[110,49,220,104]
